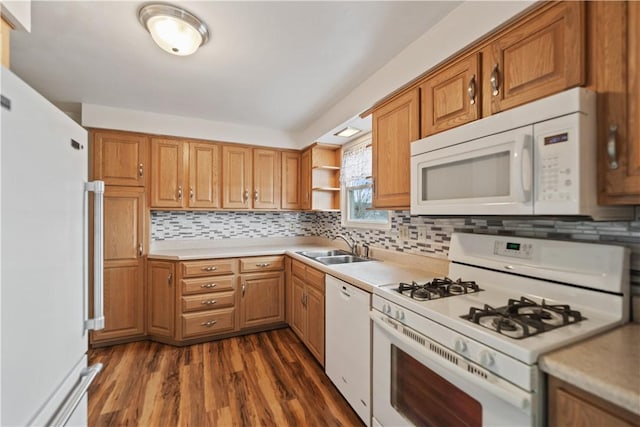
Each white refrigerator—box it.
[1,67,105,426]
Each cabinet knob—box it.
[189,186,194,199]
[138,243,143,257]
[138,163,144,177]
[607,124,619,170]
[490,63,500,97]
[177,185,183,200]
[254,190,258,201]
[467,74,476,105]
[243,189,249,204]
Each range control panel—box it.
[493,241,533,259]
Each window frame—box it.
[340,135,391,230]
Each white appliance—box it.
[325,276,371,425]
[411,88,633,220]
[371,232,629,427]
[1,67,105,425]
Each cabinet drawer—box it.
[181,308,235,338]
[181,276,235,295]
[181,291,235,313]
[240,256,284,273]
[292,259,306,279]
[306,266,325,292]
[180,259,237,278]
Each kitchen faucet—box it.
[334,234,357,255]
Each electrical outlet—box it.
[399,225,408,241]
[417,225,427,241]
[289,223,295,231]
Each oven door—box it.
[411,126,533,215]
[371,312,539,427]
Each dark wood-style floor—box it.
[88,328,363,426]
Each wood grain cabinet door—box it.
[222,145,252,209]
[147,260,176,338]
[239,272,285,329]
[253,148,281,210]
[372,87,420,209]
[486,1,585,114]
[281,151,301,210]
[92,130,148,187]
[188,142,220,209]
[300,149,312,210]
[290,276,307,339]
[103,186,145,262]
[305,284,325,366]
[420,53,481,137]
[151,138,187,208]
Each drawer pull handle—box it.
[138,163,144,177]
[167,273,172,285]
[201,299,217,305]
[177,185,183,200]
[201,283,217,289]
[202,266,217,272]
[467,74,476,105]
[201,320,217,327]
[256,263,270,267]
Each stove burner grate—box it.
[461,297,585,339]
[396,277,482,300]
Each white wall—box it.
[82,103,297,149]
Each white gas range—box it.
[370,232,629,427]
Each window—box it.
[341,136,390,229]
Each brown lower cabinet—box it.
[146,255,286,344]
[290,259,325,366]
[547,376,640,427]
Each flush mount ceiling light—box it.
[334,127,362,138]
[138,3,209,56]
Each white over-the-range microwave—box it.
[410,88,633,220]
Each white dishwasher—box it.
[325,275,371,426]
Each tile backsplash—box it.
[151,209,640,289]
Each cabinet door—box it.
[300,149,312,210]
[103,186,145,262]
[147,260,175,338]
[188,142,220,208]
[91,262,145,342]
[486,1,585,114]
[290,276,307,339]
[240,272,285,329]
[281,152,301,210]
[253,148,281,209]
[151,138,187,208]
[222,145,252,209]
[420,53,481,137]
[594,2,640,203]
[305,284,325,366]
[92,131,148,187]
[372,87,419,208]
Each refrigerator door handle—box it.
[47,363,103,427]
[84,181,105,331]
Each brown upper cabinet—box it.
[592,1,640,204]
[420,53,481,138]
[372,88,419,209]
[253,148,281,210]
[92,130,149,187]
[300,149,312,210]
[151,138,221,209]
[369,1,586,209]
[281,151,302,210]
[483,1,585,114]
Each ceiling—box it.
[10,1,460,143]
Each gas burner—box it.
[396,277,482,301]
[461,297,585,339]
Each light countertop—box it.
[148,237,445,293]
[539,323,640,416]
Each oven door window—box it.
[391,344,482,427]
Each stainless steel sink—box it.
[298,249,352,258]
[313,255,372,265]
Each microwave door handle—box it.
[513,134,532,202]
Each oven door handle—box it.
[371,313,533,415]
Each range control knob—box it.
[454,339,468,353]
[383,304,391,314]
[395,310,405,322]
[479,350,495,367]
